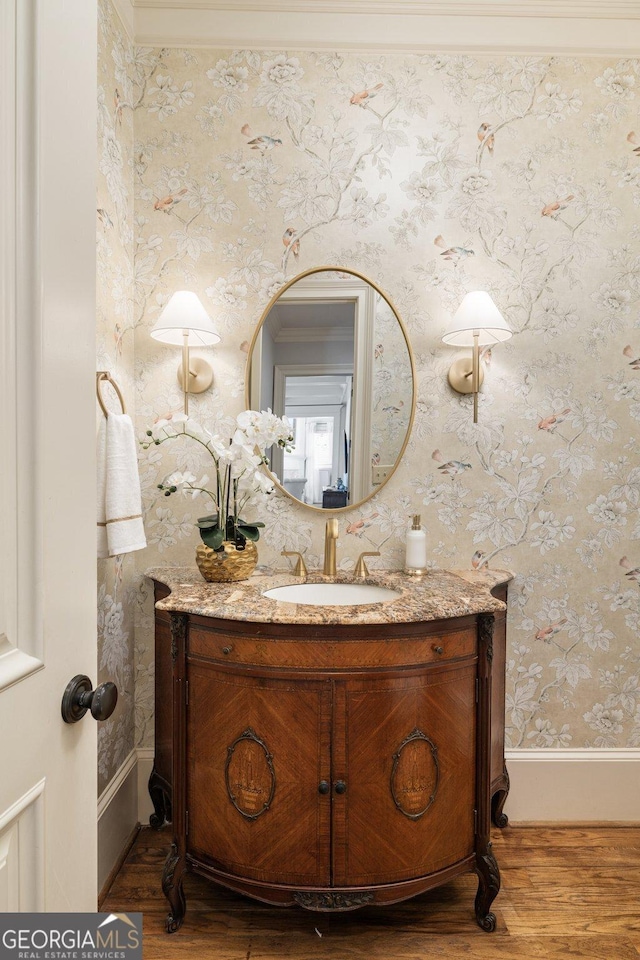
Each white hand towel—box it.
[97,418,109,559]
[97,412,147,558]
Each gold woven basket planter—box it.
[195,541,258,582]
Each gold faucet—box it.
[281,550,308,577]
[323,518,339,575]
[354,551,380,578]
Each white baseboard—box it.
[97,748,640,888]
[97,749,138,892]
[136,748,155,826]
[504,749,640,822]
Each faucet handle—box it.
[354,551,380,578]
[281,550,308,577]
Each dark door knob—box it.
[334,780,347,795]
[61,675,118,724]
[318,780,330,795]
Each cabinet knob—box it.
[222,646,232,655]
[318,780,330,795]
[334,780,347,795]
[433,645,444,655]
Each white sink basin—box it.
[263,582,402,606]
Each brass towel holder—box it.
[96,371,126,418]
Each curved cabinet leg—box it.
[491,764,510,829]
[148,766,172,829]
[474,847,500,931]
[162,842,186,933]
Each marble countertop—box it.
[146,565,512,626]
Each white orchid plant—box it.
[141,410,293,551]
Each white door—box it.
[0,0,98,910]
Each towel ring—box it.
[96,371,126,418]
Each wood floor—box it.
[103,823,640,959]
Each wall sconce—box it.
[442,291,512,424]
[150,291,221,415]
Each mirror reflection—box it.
[247,268,414,511]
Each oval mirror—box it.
[246,267,415,512]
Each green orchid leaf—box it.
[237,523,261,542]
[199,524,225,550]
[197,514,219,530]
[237,519,265,529]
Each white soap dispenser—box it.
[405,514,427,576]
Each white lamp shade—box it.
[150,291,221,346]
[442,291,512,347]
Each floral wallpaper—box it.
[98,0,640,792]
[96,0,137,793]
[372,293,413,470]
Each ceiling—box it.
[114,0,640,51]
[266,301,355,345]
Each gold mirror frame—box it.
[245,266,416,514]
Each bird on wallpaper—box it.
[282,227,300,258]
[537,408,571,432]
[371,452,381,465]
[480,346,492,368]
[350,82,383,107]
[239,340,250,355]
[346,513,380,536]
[241,123,282,152]
[434,235,475,263]
[97,208,113,229]
[432,449,472,476]
[471,550,486,569]
[620,556,640,583]
[383,401,405,414]
[154,187,187,213]
[541,195,575,218]
[477,122,495,155]
[623,345,640,369]
[627,132,640,154]
[113,322,124,356]
[535,618,568,643]
[375,343,384,360]
[114,87,123,126]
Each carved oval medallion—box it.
[390,728,439,821]
[225,728,276,821]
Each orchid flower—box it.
[142,410,294,551]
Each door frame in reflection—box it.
[272,364,356,503]
[251,276,375,505]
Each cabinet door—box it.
[333,662,476,887]
[187,662,332,886]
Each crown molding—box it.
[111,0,135,40]
[131,6,640,54]
[119,0,640,52]
[132,0,640,18]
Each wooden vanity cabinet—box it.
[187,658,477,892]
[155,601,502,934]
[149,578,511,834]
